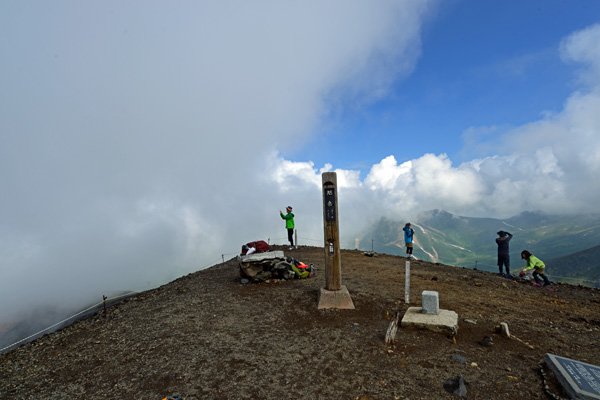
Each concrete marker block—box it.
[421,290,439,315]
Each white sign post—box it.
[404,260,411,304]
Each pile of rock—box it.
[239,251,316,283]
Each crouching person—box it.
[520,250,551,287]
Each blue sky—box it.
[2,1,600,328]
[298,0,600,171]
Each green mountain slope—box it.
[547,244,600,285]
[358,210,600,282]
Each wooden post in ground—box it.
[323,173,341,291]
[318,172,354,309]
[385,311,401,345]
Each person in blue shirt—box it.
[403,223,415,258]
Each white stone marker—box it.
[421,290,440,315]
[404,260,411,304]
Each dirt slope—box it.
[1,246,599,399]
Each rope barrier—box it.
[2,244,263,354]
[235,237,600,287]
[0,291,140,354]
[1,250,243,355]
[1,239,310,353]
[298,237,322,244]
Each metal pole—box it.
[294,229,298,249]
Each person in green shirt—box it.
[280,206,295,250]
[520,250,551,287]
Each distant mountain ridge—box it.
[359,209,600,284]
[548,244,600,283]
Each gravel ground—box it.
[1,245,600,399]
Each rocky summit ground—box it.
[1,245,600,399]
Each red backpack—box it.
[241,240,270,255]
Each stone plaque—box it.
[545,353,600,399]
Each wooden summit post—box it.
[318,172,355,309]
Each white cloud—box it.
[269,157,322,191]
[560,23,600,86]
[454,23,600,216]
[365,155,413,191]
[0,1,434,328]
[265,22,600,225]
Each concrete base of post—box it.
[401,307,458,335]
[318,285,355,310]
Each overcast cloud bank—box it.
[1,3,599,332]
[0,2,431,326]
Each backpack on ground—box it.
[241,240,270,255]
